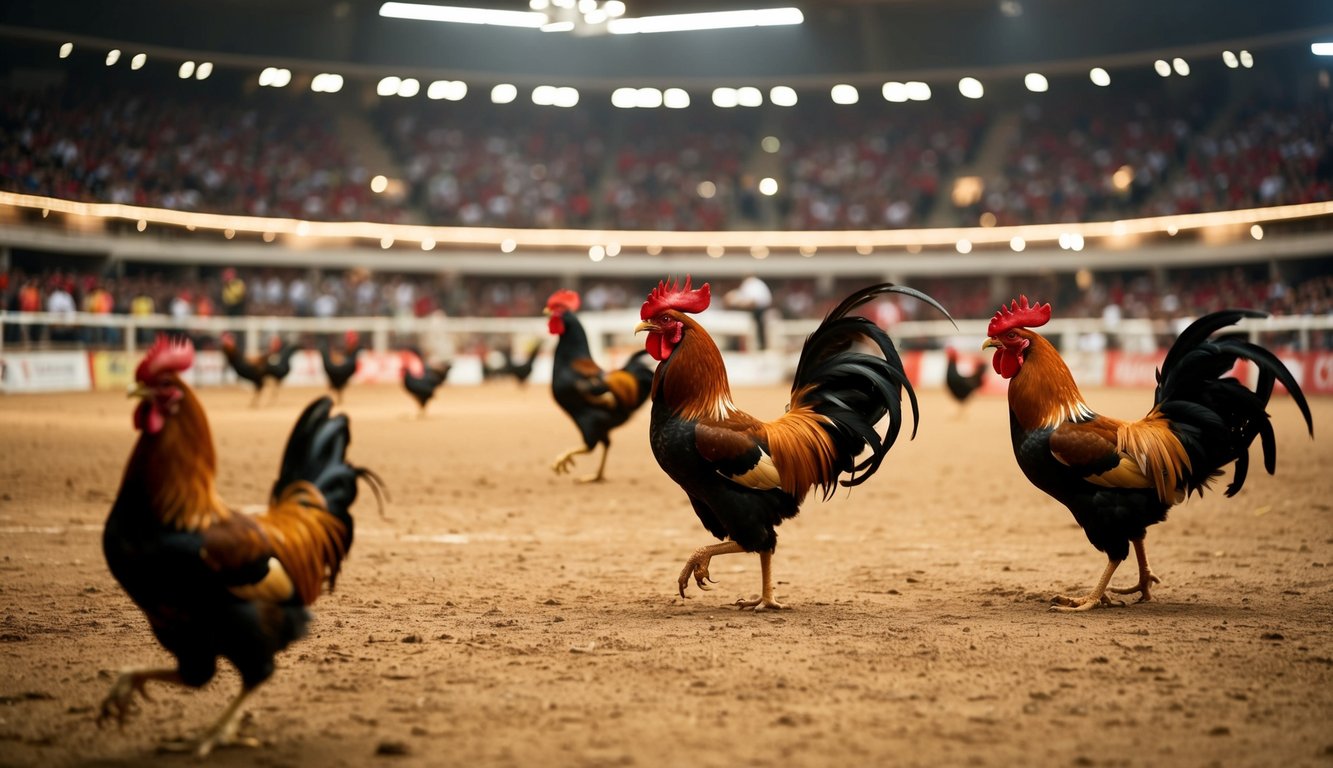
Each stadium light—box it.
[609,7,802,34]
[958,77,984,99]
[1090,67,1111,87]
[427,80,467,100]
[59,42,73,58]
[1313,42,1333,56]
[130,53,147,70]
[830,84,859,105]
[663,88,689,108]
[770,86,797,107]
[379,2,548,28]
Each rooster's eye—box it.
[1006,331,1018,340]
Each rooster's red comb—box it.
[641,276,711,320]
[135,335,195,383]
[546,289,580,312]
[988,296,1051,336]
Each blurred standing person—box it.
[47,279,77,343]
[725,274,773,350]
[16,277,42,343]
[129,287,156,345]
[220,268,247,316]
[84,281,115,345]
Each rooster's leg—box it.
[551,446,590,476]
[736,550,786,611]
[678,541,745,597]
[159,684,261,758]
[576,443,609,484]
[1051,558,1125,612]
[1108,538,1161,602]
[96,667,182,728]
[191,684,260,758]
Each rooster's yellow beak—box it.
[634,321,656,335]
[981,338,1002,351]
[127,383,150,399]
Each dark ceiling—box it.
[1,0,1330,86]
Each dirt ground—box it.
[0,380,1330,768]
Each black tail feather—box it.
[272,397,383,545]
[790,284,953,495]
[1155,310,1313,499]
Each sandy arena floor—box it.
[0,381,1330,768]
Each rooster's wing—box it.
[694,419,781,492]
[1049,415,1189,504]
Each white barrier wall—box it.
[6,348,1331,396]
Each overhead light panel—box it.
[608,7,802,35]
[259,67,291,87]
[312,73,344,93]
[770,86,797,107]
[379,2,548,27]
[663,88,689,108]
[1313,42,1333,56]
[905,81,931,101]
[830,84,858,104]
[427,80,467,100]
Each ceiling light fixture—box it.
[379,2,549,28]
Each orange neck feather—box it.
[124,379,230,530]
[654,314,737,421]
[1006,332,1093,430]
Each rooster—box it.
[98,336,384,756]
[944,347,986,413]
[320,330,361,403]
[485,339,542,387]
[401,346,451,417]
[636,278,952,610]
[261,336,301,403]
[219,332,267,407]
[982,297,1313,611]
[545,289,655,483]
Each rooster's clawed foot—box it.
[735,595,786,612]
[159,712,260,758]
[96,673,150,728]
[1109,572,1161,603]
[1049,592,1124,612]
[677,556,717,597]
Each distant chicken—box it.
[401,346,451,417]
[261,337,301,402]
[99,336,383,756]
[320,330,362,403]
[944,347,986,412]
[219,332,267,406]
[545,289,655,483]
[983,297,1313,611]
[219,334,299,406]
[485,339,542,387]
[636,278,952,609]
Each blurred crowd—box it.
[2,54,1329,232]
[5,265,1331,349]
